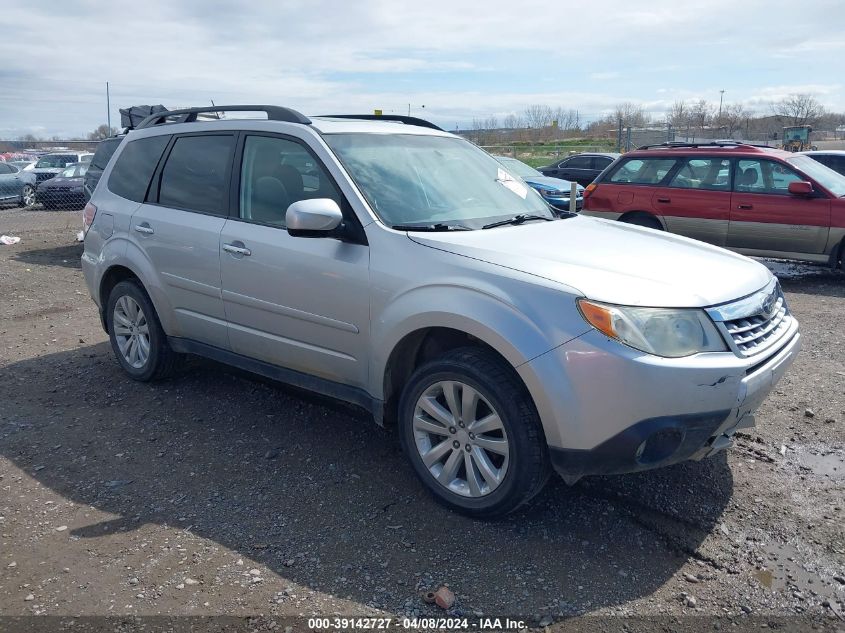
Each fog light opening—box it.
[636,428,685,465]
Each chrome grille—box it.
[722,289,790,356]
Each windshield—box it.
[325,133,553,228]
[787,155,845,197]
[35,155,75,169]
[59,164,86,178]
[496,156,542,179]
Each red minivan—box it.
[582,142,845,268]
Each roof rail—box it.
[636,141,771,150]
[135,105,311,129]
[319,114,443,131]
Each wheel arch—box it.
[618,210,665,230]
[96,241,176,335]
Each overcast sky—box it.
[2,0,843,138]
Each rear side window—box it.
[108,135,169,202]
[158,135,235,215]
[593,156,614,170]
[90,138,122,170]
[564,156,591,169]
[609,158,678,184]
[0,163,12,174]
[668,158,731,190]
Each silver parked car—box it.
[82,106,801,517]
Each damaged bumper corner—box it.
[519,322,801,483]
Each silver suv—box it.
[82,105,801,517]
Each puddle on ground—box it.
[797,450,845,480]
[753,541,839,606]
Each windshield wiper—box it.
[392,223,472,231]
[481,214,552,230]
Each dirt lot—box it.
[0,206,843,631]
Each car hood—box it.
[523,175,583,194]
[408,216,772,307]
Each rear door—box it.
[554,155,595,185]
[587,156,678,218]
[656,157,732,246]
[130,133,235,348]
[219,133,370,388]
[729,158,830,255]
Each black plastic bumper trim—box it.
[549,410,732,481]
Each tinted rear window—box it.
[565,156,592,169]
[608,157,678,184]
[158,135,234,215]
[90,138,123,170]
[108,135,169,202]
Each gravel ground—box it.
[0,206,843,631]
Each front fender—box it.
[369,280,590,400]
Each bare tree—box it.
[772,93,825,126]
[689,99,714,132]
[716,103,753,138]
[667,100,690,129]
[502,113,523,129]
[87,124,120,141]
[523,104,553,129]
[613,102,649,128]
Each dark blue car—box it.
[36,162,88,209]
[496,155,584,213]
[0,162,37,208]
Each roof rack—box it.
[135,105,311,129]
[636,141,772,150]
[319,114,443,131]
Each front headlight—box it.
[577,299,727,357]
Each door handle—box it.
[737,204,753,210]
[656,197,671,203]
[222,242,252,257]
[134,223,154,234]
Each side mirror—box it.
[286,198,343,238]
[788,181,813,196]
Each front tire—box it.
[21,185,35,208]
[106,280,180,381]
[398,347,550,517]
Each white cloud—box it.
[0,0,842,137]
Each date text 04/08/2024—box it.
[307,617,528,630]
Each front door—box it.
[729,158,830,255]
[219,133,370,389]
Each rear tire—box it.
[398,347,550,518]
[620,213,662,230]
[106,280,180,381]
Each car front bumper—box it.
[544,195,583,212]
[518,317,800,482]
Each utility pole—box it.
[718,89,725,120]
[106,82,111,131]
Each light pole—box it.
[718,89,725,120]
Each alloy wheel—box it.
[412,380,510,498]
[22,185,35,208]
[112,296,150,369]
